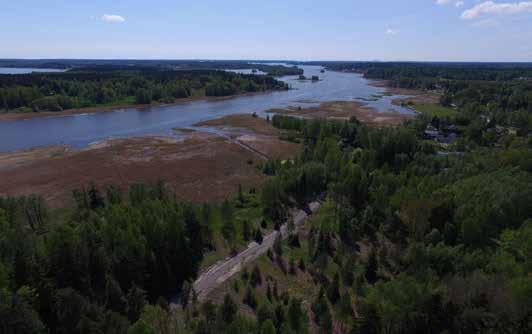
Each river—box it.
[0,65,414,152]
[0,67,66,74]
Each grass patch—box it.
[96,96,136,108]
[412,103,457,118]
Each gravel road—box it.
[192,201,321,301]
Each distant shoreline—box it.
[0,90,276,122]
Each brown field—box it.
[269,101,414,127]
[0,134,266,207]
[197,113,302,159]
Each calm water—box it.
[0,65,414,152]
[0,67,66,74]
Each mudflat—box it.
[269,101,414,127]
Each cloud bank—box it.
[461,1,532,19]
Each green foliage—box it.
[0,183,207,332]
[450,168,532,247]
[0,67,288,111]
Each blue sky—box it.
[1,0,532,61]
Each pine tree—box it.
[289,258,296,275]
[254,228,264,244]
[250,265,262,287]
[243,287,257,309]
[221,200,235,244]
[237,184,245,205]
[242,220,252,241]
[327,272,341,304]
[365,250,378,284]
[221,294,237,324]
[298,258,306,272]
[266,283,273,302]
[274,235,283,258]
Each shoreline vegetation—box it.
[0,90,272,122]
[0,64,294,120]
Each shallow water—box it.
[0,65,413,152]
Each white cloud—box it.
[461,1,532,19]
[100,14,126,23]
[385,28,399,35]
[436,0,465,7]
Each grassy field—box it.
[412,103,457,118]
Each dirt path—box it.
[181,201,320,303]
[210,132,269,161]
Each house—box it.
[424,125,457,144]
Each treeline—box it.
[323,61,532,81]
[0,59,303,76]
[0,68,288,112]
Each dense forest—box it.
[0,67,289,112]
[1,63,531,333]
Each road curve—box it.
[192,201,321,301]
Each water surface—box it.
[0,67,66,74]
[0,65,413,152]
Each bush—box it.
[31,95,73,112]
[135,89,152,104]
